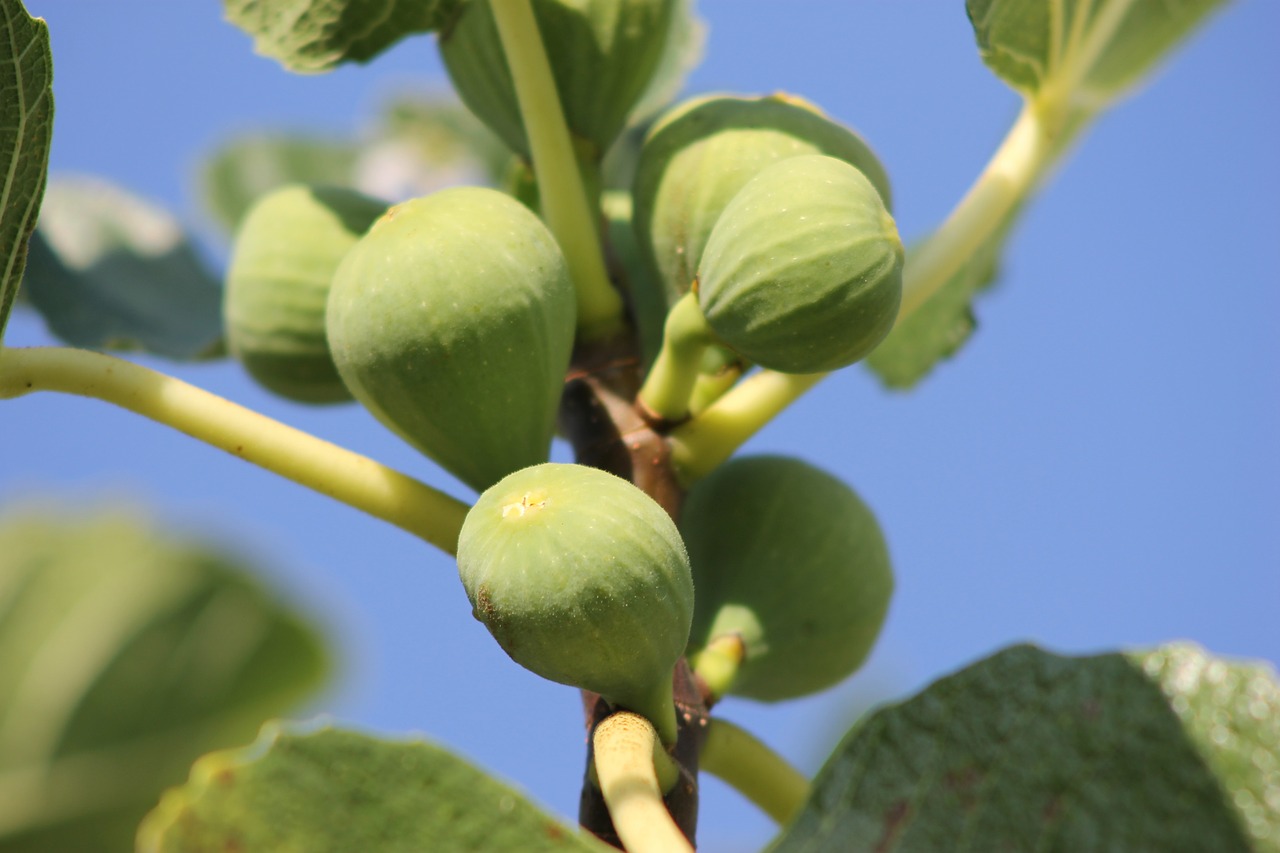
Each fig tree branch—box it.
[0,347,469,554]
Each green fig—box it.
[457,463,693,743]
[326,187,575,492]
[696,154,904,374]
[681,455,893,702]
[223,185,387,403]
[439,0,677,161]
[632,92,893,310]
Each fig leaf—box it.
[0,0,53,347]
[771,643,1276,852]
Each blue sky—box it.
[6,2,1279,850]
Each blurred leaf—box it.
[200,136,361,234]
[629,0,705,123]
[865,219,1011,389]
[0,0,53,346]
[139,723,611,852]
[772,643,1276,852]
[224,0,463,74]
[967,0,1227,112]
[200,98,502,237]
[21,177,224,360]
[0,507,330,853]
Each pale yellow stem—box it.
[593,712,692,853]
[0,347,469,554]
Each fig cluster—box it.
[218,12,902,733]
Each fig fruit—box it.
[696,154,903,374]
[457,463,693,743]
[326,187,575,492]
[680,455,893,702]
[223,185,387,403]
[632,93,892,309]
[439,0,676,160]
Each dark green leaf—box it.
[138,724,612,852]
[224,0,463,74]
[21,177,224,360]
[0,507,330,853]
[200,136,361,234]
[966,0,1227,109]
[772,643,1276,852]
[0,0,53,346]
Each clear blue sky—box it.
[6,2,1279,850]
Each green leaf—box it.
[629,0,706,124]
[224,0,463,74]
[0,507,330,853]
[200,136,361,234]
[772,643,1276,852]
[138,723,612,852]
[0,0,53,347]
[966,0,1227,112]
[21,176,224,360]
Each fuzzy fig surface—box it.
[457,463,693,740]
[224,185,387,404]
[681,455,893,701]
[326,187,575,492]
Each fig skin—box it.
[696,155,904,374]
[457,463,694,742]
[632,92,893,310]
[326,187,575,492]
[224,185,387,404]
[440,0,676,160]
[680,455,893,702]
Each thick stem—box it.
[636,292,714,426]
[700,718,809,826]
[0,347,469,554]
[592,712,694,853]
[899,103,1053,317]
[490,0,625,340]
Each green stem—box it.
[667,370,822,483]
[667,103,1059,482]
[900,102,1054,317]
[0,347,469,554]
[636,292,714,424]
[490,0,625,341]
[689,633,745,705]
[700,718,809,825]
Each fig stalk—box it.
[489,0,625,340]
[700,718,809,825]
[636,291,715,426]
[0,347,469,552]
[593,712,694,853]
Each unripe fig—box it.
[326,187,575,492]
[457,463,694,743]
[697,155,904,373]
[632,93,892,308]
[224,185,387,403]
[681,455,893,702]
[440,0,676,160]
